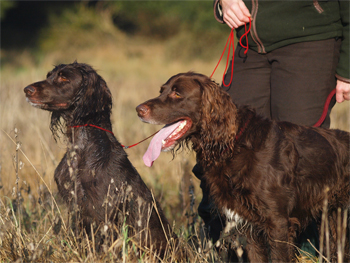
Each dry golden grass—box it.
[0,36,349,262]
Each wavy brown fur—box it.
[195,75,238,166]
[24,62,173,256]
[137,72,350,262]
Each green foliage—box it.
[38,3,124,53]
[107,1,228,38]
[35,1,230,61]
[109,1,230,60]
[0,0,16,20]
[108,1,181,39]
[2,1,231,63]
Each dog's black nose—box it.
[136,104,149,117]
[24,85,36,96]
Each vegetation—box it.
[1,1,349,262]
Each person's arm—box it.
[214,0,251,28]
[335,0,350,103]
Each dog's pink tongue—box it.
[143,122,181,167]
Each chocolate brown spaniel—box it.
[136,72,350,262]
[24,62,173,256]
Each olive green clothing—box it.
[214,0,350,81]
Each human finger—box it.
[222,0,251,28]
[335,79,350,103]
[223,13,243,28]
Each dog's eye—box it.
[58,76,69,82]
[170,91,182,99]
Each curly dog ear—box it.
[77,63,112,117]
[194,76,238,166]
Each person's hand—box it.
[335,79,350,103]
[221,0,251,29]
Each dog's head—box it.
[24,63,83,111]
[136,72,238,166]
[24,62,112,137]
[24,62,112,113]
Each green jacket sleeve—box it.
[336,0,350,82]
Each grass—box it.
[1,31,349,262]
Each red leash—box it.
[121,130,159,149]
[313,88,336,127]
[69,124,158,149]
[211,18,335,128]
[70,87,335,150]
[210,18,251,87]
[70,124,114,136]
[71,20,335,148]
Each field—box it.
[1,11,349,262]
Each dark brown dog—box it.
[24,62,173,255]
[136,72,350,262]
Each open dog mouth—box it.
[143,118,192,167]
[161,119,192,149]
[26,97,68,109]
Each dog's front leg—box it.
[268,217,294,262]
[245,229,269,262]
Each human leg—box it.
[270,38,341,128]
[223,45,272,118]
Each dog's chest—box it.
[206,164,251,232]
[222,207,246,233]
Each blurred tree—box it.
[1,1,75,49]
[104,1,229,59]
[0,0,16,20]
[108,1,227,39]
[1,1,229,60]
[38,3,123,52]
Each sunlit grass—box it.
[1,32,349,261]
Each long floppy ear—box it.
[196,76,238,165]
[74,64,112,119]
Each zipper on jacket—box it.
[250,0,266,53]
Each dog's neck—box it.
[234,105,255,141]
[193,104,255,168]
[50,110,113,143]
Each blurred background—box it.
[0,1,349,261]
